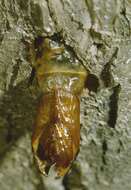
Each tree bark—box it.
[0,0,131,190]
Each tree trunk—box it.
[0,0,131,190]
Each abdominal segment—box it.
[32,90,80,177]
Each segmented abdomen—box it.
[32,89,80,176]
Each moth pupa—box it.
[29,37,87,177]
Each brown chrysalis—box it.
[29,37,87,177]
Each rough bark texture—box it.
[0,0,131,190]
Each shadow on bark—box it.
[0,80,37,163]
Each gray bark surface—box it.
[0,0,131,190]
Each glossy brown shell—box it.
[32,90,80,176]
[29,38,87,177]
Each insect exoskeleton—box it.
[30,37,87,177]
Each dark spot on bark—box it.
[50,32,63,43]
[85,74,99,92]
[102,139,108,165]
[100,166,104,171]
[108,84,121,128]
[93,42,103,49]
[102,139,108,155]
